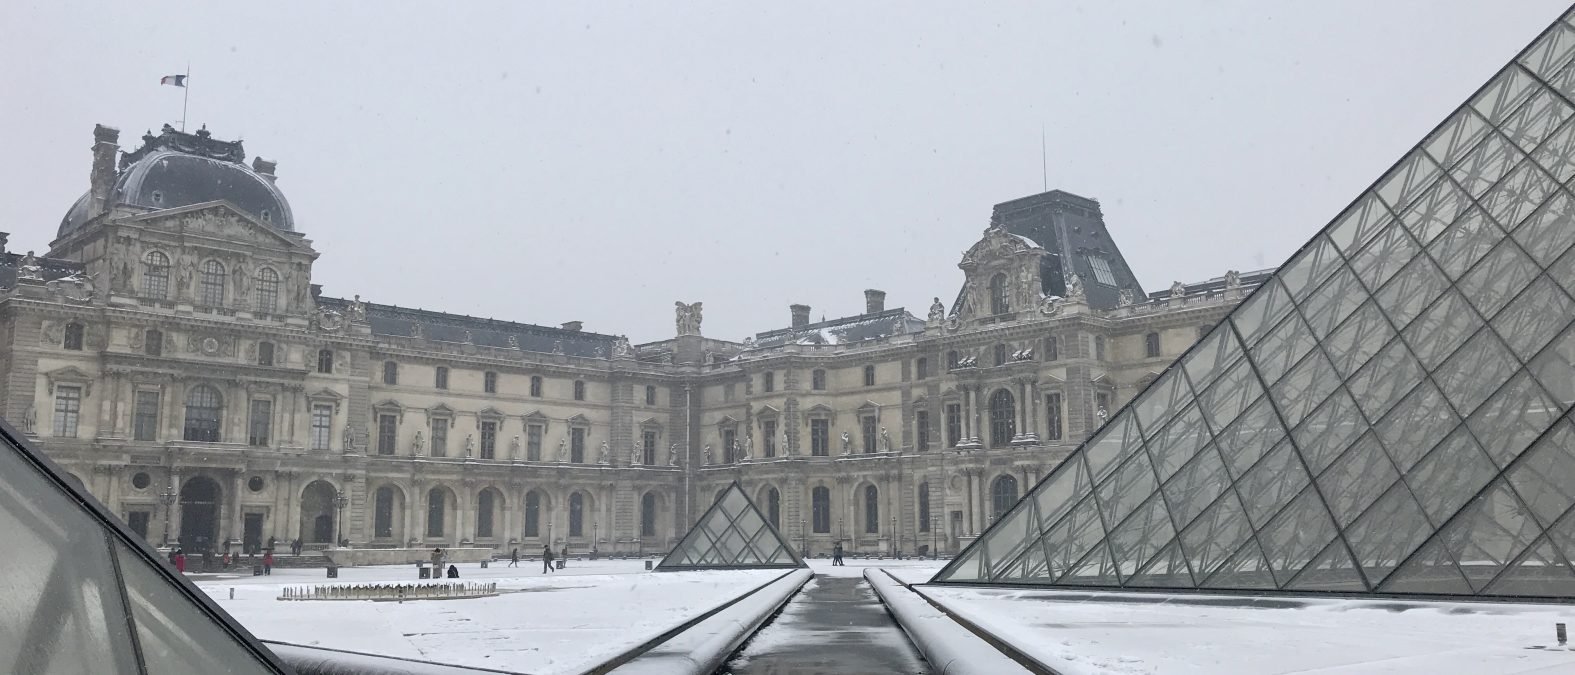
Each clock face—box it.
[201,337,220,355]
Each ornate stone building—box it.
[2,124,1264,557]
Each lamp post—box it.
[891,515,897,558]
[332,490,349,548]
[799,518,807,558]
[931,515,939,559]
[837,517,844,548]
[159,482,179,547]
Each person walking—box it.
[262,549,274,575]
[509,548,519,567]
[174,548,187,574]
[832,541,844,566]
[541,545,555,574]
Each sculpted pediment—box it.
[129,201,306,251]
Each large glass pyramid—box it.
[0,417,290,674]
[656,482,806,570]
[935,7,1575,600]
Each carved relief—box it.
[675,301,703,336]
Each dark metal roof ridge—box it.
[754,307,916,339]
[318,296,620,340]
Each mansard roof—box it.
[318,296,619,358]
[752,307,924,348]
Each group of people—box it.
[500,546,570,574]
[166,546,274,574]
[830,541,845,566]
[430,548,460,578]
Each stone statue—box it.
[631,444,641,466]
[612,336,632,357]
[1097,406,1110,424]
[293,282,309,308]
[21,405,35,433]
[558,437,568,462]
[841,431,853,455]
[928,297,945,324]
[1224,270,1242,291]
[741,435,753,461]
[598,440,610,464]
[411,323,425,339]
[1017,264,1037,306]
[1117,288,1135,307]
[348,294,368,322]
[464,434,475,458]
[510,435,521,460]
[675,301,703,336]
[18,251,42,282]
[233,263,252,300]
[111,260,132,292]
[1065,273,1086,303]
[880,427,892,451]
[412,430,425,455]
[703,444,713,465]
[1170,281,1187,300]
[178,257,198,296]
[669,443,680,466]
[343,425,355,451]
[783,429,793,456]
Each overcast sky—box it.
[1,1,1569,343]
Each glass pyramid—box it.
[656,482,806,570]
[935,7,1575,601]
[0,417,290,674]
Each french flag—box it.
[160,74,186,87]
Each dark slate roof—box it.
[318,297,619,358]
[752,308,924,348]
[60,125,295,236]
[1148,268,1276,302]
[0,251,85,288]
[992,189,1147,310]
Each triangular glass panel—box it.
[655,481,805,570]
[932,11,1575,599]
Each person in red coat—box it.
[263,549,274,575]
[174,549,186,573]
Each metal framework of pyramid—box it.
[0,417,290,674]
[656,482,806,571]
[935,6,1575,601]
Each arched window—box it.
[199,260,225,306]
[766,488,781,529]
[989,272,1010,315]
[524,491,542,538]
[63,323,84,351]
[374,486,395,538]
[864,485,880,534]
[989,389,1016,447]
[991,475,1019,523]
[812,486,831,533]
[183,384,223,442]
[1145,332,1161,358]
[476,490,495,538]
[640,492,657,537]
[255,268,280,313]
[426,488,445,537]
[569,492,585,537]
[918,483,931,532]
[383,361,398,385]
[145,329,163,356]
[143,251,171,299]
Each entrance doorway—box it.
[243,513,264,554]
[179,476,222,553]
[300,480,338,544]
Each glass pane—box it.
[1202,539,1277,590]
[115,538,279,674]
[1083,414,1142,485]
[982,502,1037,580]
[1277,235,1344,301]
[1056,543,1119,586]
[1096,452,1159,528]
[1327,193,1396,254]
[1348,221,1421,290]
[1125,539,1195,588]
[1247,312,1319,386]
[1297,265,1368,338]
[1434,329,1521,415]
[1379,536,1475,595]
[1144,405,1210,483]
[1527,324,1575,408]
[1214,397,1287,478]
[1426,207,1506,279]
[1256,487,1340,587]
[1106,494,1176,581]
[1182,322,1244,392]
[1511,189,1575,266]
[1346,338,1426,420]
[1162,444,1231,526]
[1396,174,1473,245]
[1292,388,1370,475]
[1043,498,1109,584]
[1344,483,1434,587]
[938,545,985,582]
[1437,481,1545,592]
[1451,133,1527,199]
[1482,537,1575,597]
[1506,420,1575,525]
[1287,539,1367,592]
[1229,278,1295,348]
[1500,88,1575,153]
[1270,350,1342,427]
[1469,371,1563,469]
[1033,458,1096,535]
[0,447,140,675]
[1374,255,1451,329]
[1322,301,1398,376]
[1374,379,1458,472]
[1235,441,1310,530]
[1134,369,1190,439]
[1458,239,1541,319]
[1532,117,1575,182]
[1519,21,1575,79]
[1197,360,1264,432]
[1315,432,1401,527]
[1470,67,1541,130]
[1492,276,1575,360]
[1405,426,1500,527]
[1402,290,1485,369]
[1180,491,1254,581]
[1426,108,1493,168]
[1480,160,1559,231]
[1376,150,1442,213]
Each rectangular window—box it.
[383,361,398,385]
[861,415,877,453]
[310,403,333,451]
[574,380,586,401]
[247,399,272,447]
[763,372,774,393]
[430,419,449,457]
[133,390,160,442]
[480,420,497,459]
[916,357,928,380]
[1145,332,1161,358]
[763,420,777,457]
[378,413,398,455]
[53,385,82,437]
[126,511,151,539]
[317,349,333,374]
[722,428,737,462]
[146,330,163,357]
[1046,393,1064,441]
[645,385,656,405]
[1045,336,1059,361]
[812,370,826,390]
[1086,254,1117,286]
[1094,336,1106,361]
[527,424,543,461]
[571,427,585,463]
[810,419,830,456]
[916,409,930,451]
[258,341,274,366]
[484,371,497,394]
[723,383,734,402]
[946,403,961,448]
[435,366,449,389]
[642,430,657,465]
[531,376,543,397]
[864,365,876,386]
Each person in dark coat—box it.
[832,542,844,566]
[263,549,274,575]
[509,548,519,567]
[542,545,555,573]
[447,564,459,578]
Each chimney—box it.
[864,289,886,314]
[561,321,583,332]
[790,304,810,328]
[89,124,120,216]
[252,156,278,182]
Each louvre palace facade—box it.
[3,122,1258,557]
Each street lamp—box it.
[159,482,178,548]
[332,490,349,548]
[931,515,939,559]
[891,515,897,558]
[799,518,807,558]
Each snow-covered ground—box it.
[196,559,781,674]
[917,585,1575,675]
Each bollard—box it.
[229,588,235,600]
[645,560,653,570]
[1559,622,1567,646]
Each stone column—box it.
[962,469,974,535]
[411,483,427,543]
[284,474,302,543]
[228,469,244,547]
[455,485,470,544]
[167,469,184,543]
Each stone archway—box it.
[179,475,222,552]
[299,480,338,545]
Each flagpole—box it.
[181,63,190,132]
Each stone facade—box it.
[4,124,1260,557]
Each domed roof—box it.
[58,126,294,237]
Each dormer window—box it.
[260,209,271,223]
[150,190,164,205]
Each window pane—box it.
[1404,426,1499,526]
[1234,441,1310,530]
[1373,379,1457,472]
[1469,371,1563,469]
[1321,301,1397,377]
[1315,432,1400,527]
[1458,240,1542,319]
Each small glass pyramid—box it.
[0,418,289,674]
[656,482,806,570]
[935,7,1575,601]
